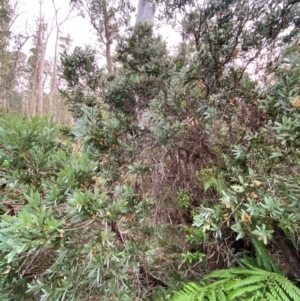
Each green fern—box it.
[170,261,300,301]
[249,236,281,274]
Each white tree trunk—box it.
[30,45,40,115]
[136,0,155,24]
[49,0,72,115]
[49,27,59,115]
[37,22,47,115]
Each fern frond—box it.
[227,284,264,300]
[171,263,300,301]
[171,282,204,301]
[206,265,271,281]
[206,290,215,301]
[266,290,280,301]
[205,268,244,279]
[196,290,206,300]
[171,290,199,301]
[205,278,234,287]
[216,288,227,301]
[273,283,291,301]
[275,276,300,300]
[250,236,281,273]
[225,276,267,290]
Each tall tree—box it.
[29,0,48,115]
[30,0,73,115]
[48,0,73,115]
[71,0,133,73]
[136,0,155,24]
[36,16,47,114]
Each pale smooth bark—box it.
[136,0,155,25]
[49,29,58,115]
[102,0,112,73]
[31,1,46,115]
[37,21,46,114]
[30,40,40,115]
[49,0,73,115]
[32,0,72,116]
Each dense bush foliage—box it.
[0,115,162,300]
[1,0,300,300]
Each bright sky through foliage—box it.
[14,0,179,61]
[14,0,95,55]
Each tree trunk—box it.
[21,91,25,114]
[49,26,59,115]
[136,0,155,25]
[30,48,40,115]
[25,91,29,114]
[49,0,72,116]
[102,0,112,73]
[31,4,44,116]
[37,22,46,115]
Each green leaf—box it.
[270,151,284,158]
[231,185,245,193]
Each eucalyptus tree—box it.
[136,0,155,24]
[29,0,74,115]
[48,0,73,115]
[71,0,134,73]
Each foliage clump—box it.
[0,115,166,300]
[2,0,300,299]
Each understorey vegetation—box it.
[1,0,300,300]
